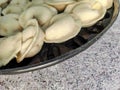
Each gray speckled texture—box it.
[0,9,120,90]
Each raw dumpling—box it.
[25,26,44,58]
[23,18,45,58]
[65,0,106,27]
[77,0,113,9]
[2,4,24,15]
[45,13,81,43]
[10,0,29,5]
[19,5,57,28]
[0,19,44,65]
[0,14,22,36]
[16,19,44,63]
[45,0,76,11]
[96,0,113,9]
[0,33,22,67]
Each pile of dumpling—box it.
[0,0,113,67]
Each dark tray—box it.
[0,0,119,74]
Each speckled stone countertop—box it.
[0,9,120,90]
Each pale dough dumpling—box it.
[16,19,44,63]
[0,14,22,36]
[77,0,113,9]
[96,0,113,9]
[10,0,29,5]
[23,18,45,58]
[45,13,81,43]
[2,4,24,15]
[0,33,22,67]
[19,5,57,28]
[45,0,76,11]
[25,26,44,58]
[65,1,106,27]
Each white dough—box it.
[19,5,57,28]
[0,14,22,36]
[2,4,24,15]
[0,33,22,67]
[96,0,113,9]
[65,1,106,27]
[45,13,81,43]
[16,19,44,63]
[45,0,76,11]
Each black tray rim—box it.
[0,0,119,75]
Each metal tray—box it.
[0,0,119,74]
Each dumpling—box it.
[16,19,44,63]
[65,0,106,27]
[77,0,113,9]
[45,13,81,43]
[8,0,30,14]
[2,4,24,15]
[16,19,39,62]
[10,0,29,5]
[25,26,44,58]
[0,32,22,67]
[96,0,113,9]
[23,19,45,58]
[19,5,57,28]
[45,0,76,11]
[0,14,22,36]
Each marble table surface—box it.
[0,9,120,90]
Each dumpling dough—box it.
[0,33,22,67]
[24,19,45,58]
[45,13,81,43]
[2,4,24,15]
[0,14,22,36]
[19,5,57,28]
[45,0,76,11]
[96,0,113,9]
[10,0,29,5]
[77,0,113,9]
[65,0,106,27]
[16,19,44,63]
[8,0,30,14]
[0,18,44,65]
[25,26,44,58]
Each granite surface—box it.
[0,8,120,90]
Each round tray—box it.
[0,0,119,74]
